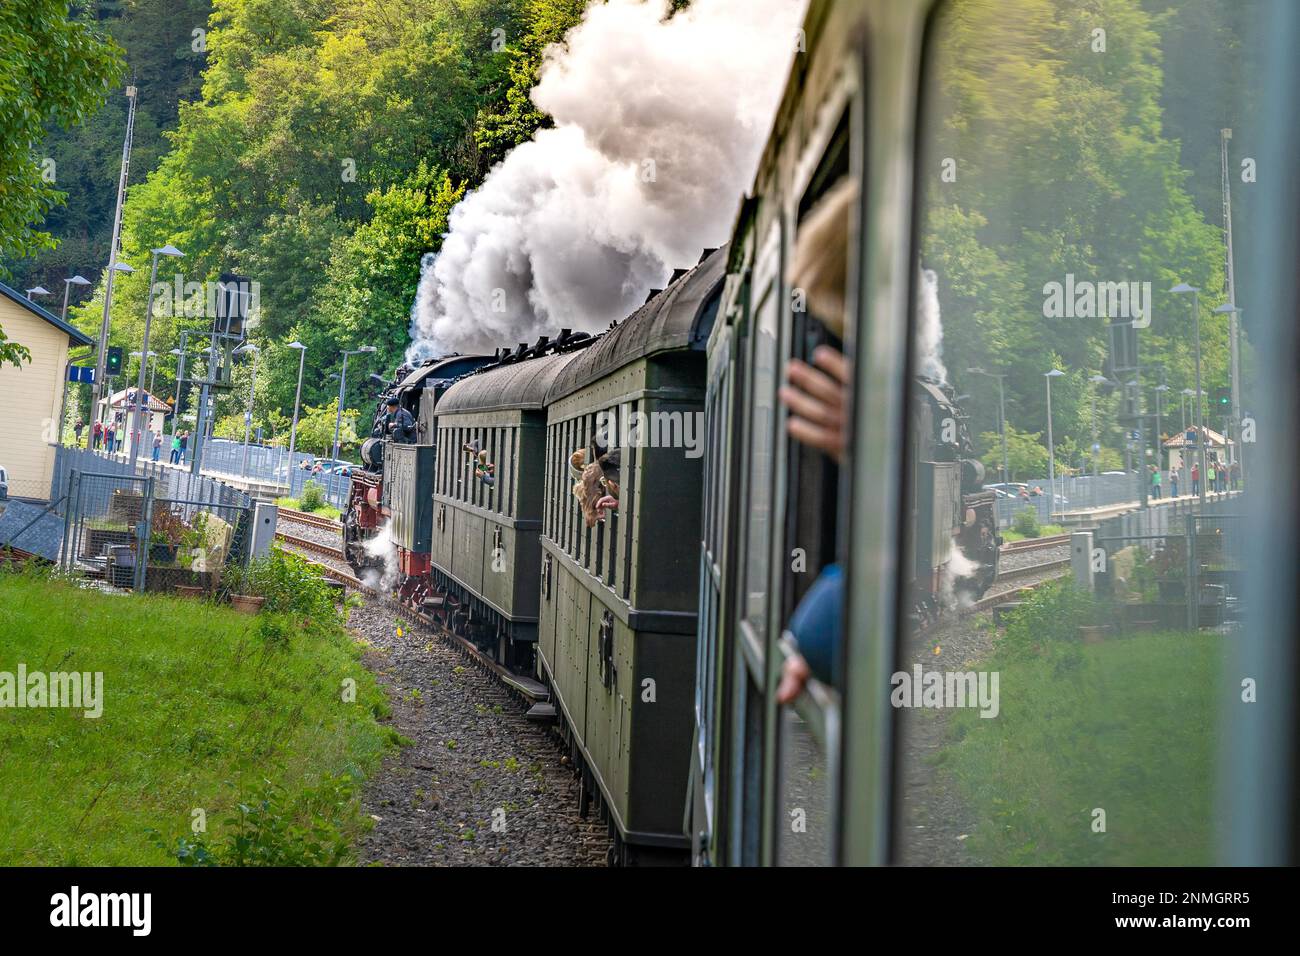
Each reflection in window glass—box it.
[897,0,1265,865]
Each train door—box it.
[724,221,783,867]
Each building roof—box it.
[0,280,95,347]
[98,388,171,414]
[1164,425,1232,448]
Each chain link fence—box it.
[1088,498,1244,632]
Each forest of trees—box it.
[3,0,586,451]
[2,0,1255,469]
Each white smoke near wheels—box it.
[407,0,807,359]
[360,521,400,592]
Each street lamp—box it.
[168,346,193,452]
[1088,374,1111,478]
[967,367,1008,487]
[234,342,260,476]
[131,350,159,394]
[1044,369,1065,512]
[1171,283,1207,505]
[286,341,308,470]
[129,245,184,468]
[25,286,51,301]
[61,275,91,322]
[1214,302,1245,485]
[1154,382,1170,483]
[334,346,377,460]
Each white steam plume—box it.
[917,267,947,385]
[407,0,807,359]
[361,521,400,592]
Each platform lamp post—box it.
[129,245,184,468]
[286,341,308,484]
[1044,369,1065,516]
[333,345,377,461]
[234,342,260,477]
[25,286,51,302]
[1214,302,1244,485]
[168,344,193,451]
[966,367,1008,488]
[60,275,91,322]
[131,350,158,394]
[1154,381,1169,484]
[1171,283,1207,506]
[1088,374,1111,478]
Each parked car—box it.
[984,482,1028,498]
[305,458,354,478]
[0,465,8,500]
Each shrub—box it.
[1012,506,1041,538]
[221,548,340,626]
[152,776,357,867]
[299,481,326,512]
[998,579,1098,666]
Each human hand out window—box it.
[779,344,849,464]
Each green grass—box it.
[0,571,393,865]
[939,629,1224,865]
[1000,523,1066,542]
[275,496,341,522]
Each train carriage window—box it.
[744,289,779,639]
[546,423,555,537]
[606,404,619,591]
[891,0,1281,866]
[621,401,638,602]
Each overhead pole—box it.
[1221,128,1244,482]
[89,84,138,444]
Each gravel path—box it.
[347,600,608,866]
[893,611,994,866]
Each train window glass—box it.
[894,0,1272,866]
[564,418,575,557]
[621,401,638,602]
[606,404,619,591]
[744,290,779,638]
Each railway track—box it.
[275,528,346,562]
[277,506,342,531]
[1000,532,1071,553]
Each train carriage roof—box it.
[436,349,588,414]
[544,243,728,404]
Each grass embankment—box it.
[275,496,342,522]
[938,582,1224,865]
[0,568,393,865]
[999,522,1066,543]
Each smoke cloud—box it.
[917,267,948,385]
[407,0,807,359]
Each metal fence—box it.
[168,439,351,509]
[69,439,352,510]
[992,472,1245,528]
[56,469,253,593]
[1088,501,1245,632]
